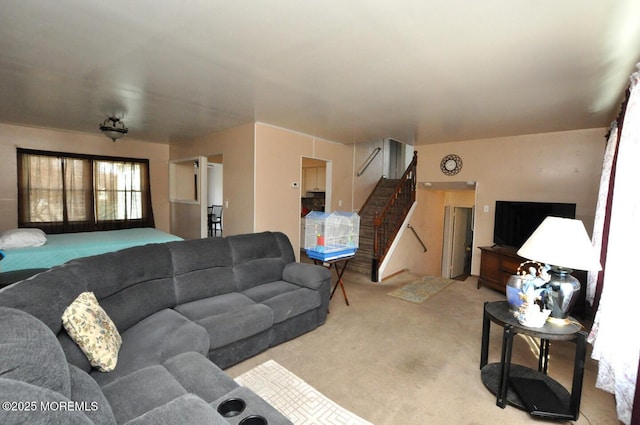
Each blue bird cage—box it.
[304,211,360,261]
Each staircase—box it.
[351,151,418,280]
[349,179,401,277]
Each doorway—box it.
[300,157,331,250]
[383,138,411,179]
[421,182,476,279]
[205,154,223,237]
[442,206,473,279]
[169,155,208,239]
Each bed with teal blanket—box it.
[0,228,183,273]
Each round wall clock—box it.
[440,154,462,176]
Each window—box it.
[95,160,143,221]
[17,149,154,233]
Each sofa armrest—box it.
[124,394,227,425]
[282,262,331,291]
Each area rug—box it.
[235,360,373,425]
[387,275,456,304]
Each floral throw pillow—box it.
[62,292,122,372]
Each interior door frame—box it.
[441,204,475,279]
[451,206,472,278]
[169,155,208,239]
[300,157,332,253]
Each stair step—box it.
[349,174,414,278]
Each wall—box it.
[0,123,171,233]
[0,121,606,280]
[254,123,355,257]
[169,123,255,239]
[381,189,445,279]
[444,189,475,207]
[353,140,384,210]
[0,122,606,280]
[383,128,606,278]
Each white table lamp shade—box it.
[517,217,602,272]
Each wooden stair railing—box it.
[371,151,417,281]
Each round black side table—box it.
[479,301,587,420]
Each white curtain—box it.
[586,121,617,305]
[588,63,640,425]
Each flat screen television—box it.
[493,201,576,249]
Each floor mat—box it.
[386,275,456,303]
[235,360,373,425]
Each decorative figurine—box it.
[511,261,552,328]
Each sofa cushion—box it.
[234,257,289,292]
[68,243,174,300]
[228,232,287,264]
[169,238,237,304]
[161,352,239,403]
[68,364,117,425]
[0,307,71,397]
[169,237,233,275]
[124,394,228,425]
[0,268,47,289]
[0,267,88,333]
[91,308,209,386]
[174,266,237,304]
[101,365,188,425]
[243,281,321,323]
[228,232,293,291]
[242,280,300,302]
[175,293,274,349]
[66,243,176,332]
[62,292,122,372]
[97,276,177,334]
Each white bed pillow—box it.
[0,228,47,249]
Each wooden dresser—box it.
[478,246,590,317]
[477,246,526,293]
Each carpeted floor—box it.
[227,269,619,425]
[235,360,373,425]
[386,275,457,303]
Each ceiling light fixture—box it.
[99,117,128,142]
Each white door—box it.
[441,206,453,277]
[207,163,224,205]
[197,156,208,238]
[450,207,470,278]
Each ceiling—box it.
[1,0,639,145]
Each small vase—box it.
[506,275,525,312]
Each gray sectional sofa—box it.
[0,231,331,425]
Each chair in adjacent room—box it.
[208,205,223,237]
